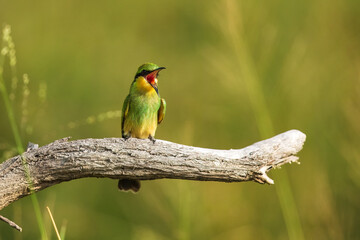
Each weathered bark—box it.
[0,129,306,211]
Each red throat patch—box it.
[145,72,157,85]
[146,75,155,84]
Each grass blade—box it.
[46,207,61,240]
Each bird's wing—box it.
[121,94,130,137]
[158,98,166,124]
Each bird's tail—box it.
[118,179,141,193]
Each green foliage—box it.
[1,0,360,239]
[0,25,47,240]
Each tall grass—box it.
[210,1,304,239]
[0,25,23,155]
[20,74,30,133]
[0,24,48,240]
[66,110,121,129]
[342,83,360,187]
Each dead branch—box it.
[0,129,306,212]
[0,215,22,232]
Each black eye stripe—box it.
[134,70,152,79]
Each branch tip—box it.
[0,215,22,232]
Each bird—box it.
[118,63,166,192]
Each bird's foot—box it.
[148,135,156,144]
[123,132,131,141]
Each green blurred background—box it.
[1,0,359,239]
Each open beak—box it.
[146,67,165,90]
[151,67,166,77]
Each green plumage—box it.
[121,63,166,140]
[119,63,166,192]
